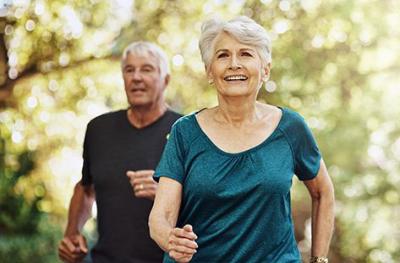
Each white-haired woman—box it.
[149,16,335,263]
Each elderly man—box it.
[58,41,181,263]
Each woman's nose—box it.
[229,55,242,70]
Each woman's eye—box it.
[217,53,228,58]
[242,52,252,57]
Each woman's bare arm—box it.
[303,159,335,257]
[149,177,198,262]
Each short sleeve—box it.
[153,122,186,184]
[284,110,321,181]
[81,124,92,186]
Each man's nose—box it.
[132,70,143,81]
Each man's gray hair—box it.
[121,41,170,78]
[199,16,272,68]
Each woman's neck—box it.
[215,94,262,127]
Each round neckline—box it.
[192,106,285,157]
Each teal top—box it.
[154,107,321,263]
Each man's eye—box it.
[141,67,153,72]
[217,53,228,58]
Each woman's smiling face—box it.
[207,32,269,98]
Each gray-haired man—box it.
[58,42,181,263]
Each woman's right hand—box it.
[167,224,198,263]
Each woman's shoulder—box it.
[176,107,220,128]
[169,111,204,149]
[170,110,203,137]
[280,107,306,124]
[278,107,315,140]
[172,112,197,128]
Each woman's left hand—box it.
[167,224,198,262]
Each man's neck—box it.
[127,103,167,129]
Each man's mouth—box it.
[130,87,146,93]
[224,75,248,81]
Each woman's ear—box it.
[206,66,214,84]
[262,63,271,82]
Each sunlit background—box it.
[0,0,399,262]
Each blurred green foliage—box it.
[0,218,62,263]
[0,0,399,262]
[0,149,39,234]
[0,124,60,262]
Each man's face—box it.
[122,53,167,108]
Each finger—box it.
[126,170,136,178]
[58,247,76,263]
[173,227,198,240]
[133,183,156,193]
[175,237,198,249]
[134,183,145,192]
[169,237,198,254]
[170,239,198,252]
[183,224,193,233]
[176,256,192,263]
[76,235,88,253]
[173,244,197,254]
[183,225,198,240]
[170,233,198,249]
[135,189,156,197]
[169,251,193,263]
[169,251,189,261]
[59,244,83,259]
[132,176,157,185]
[68,251,85,263]
[58,247,70,262]
[134,170,155,177]
[59,252,72,263]
[62,237,79,253]
[134,182,157,192]
[59,240,86,262]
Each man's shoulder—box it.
[87,109,126,128]
[164,109,183,123]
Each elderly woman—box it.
[149,16,335,263]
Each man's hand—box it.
[58,233,88,263]
[126,170,158,200]
[167,224,198,263]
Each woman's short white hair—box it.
[121,41,170,78]
[199,16,272,68]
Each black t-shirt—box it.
[82,109,181,263]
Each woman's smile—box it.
[208,32,267,97]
